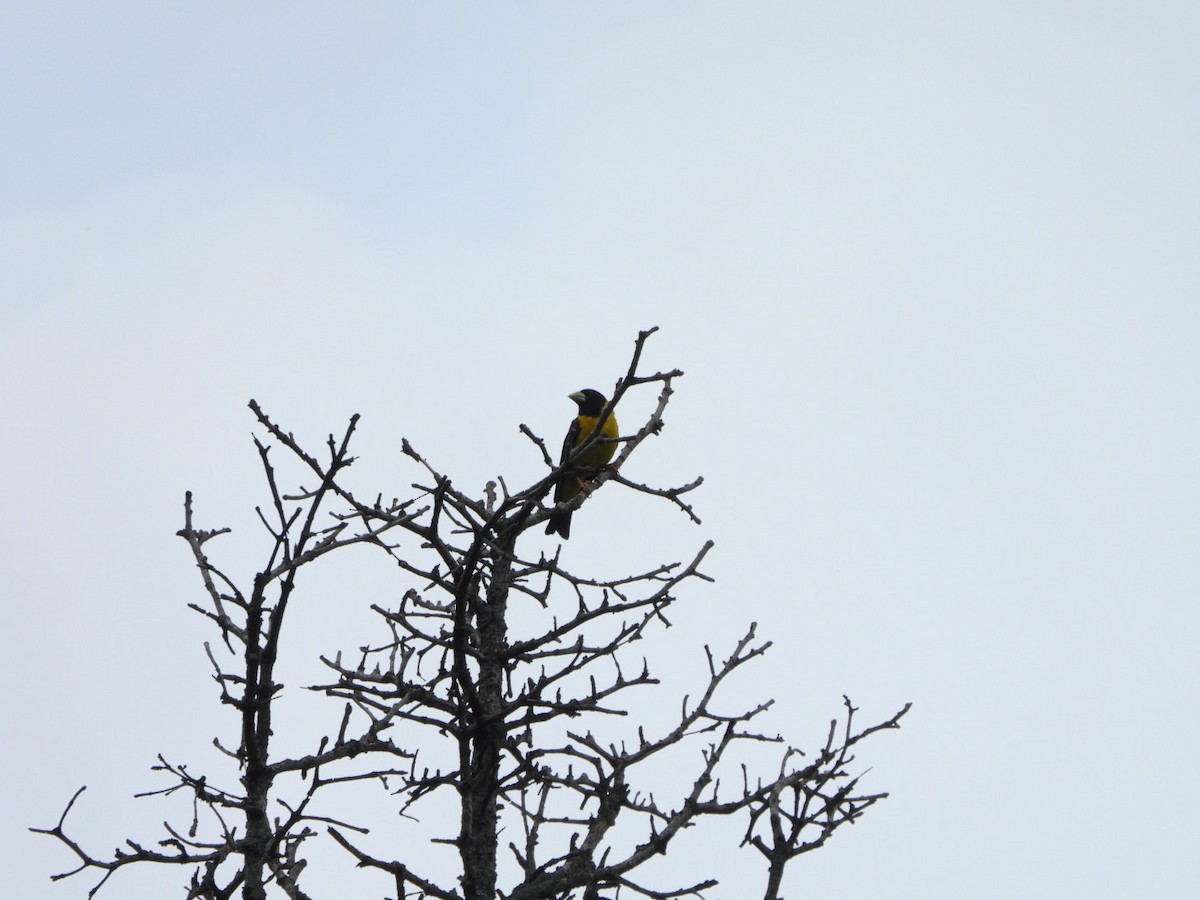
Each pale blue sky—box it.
[3,4,1198,898]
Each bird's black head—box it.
[569,388,608,416]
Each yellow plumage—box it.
[546,389,618,539]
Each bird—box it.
[545,389,619,539]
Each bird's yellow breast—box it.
[573,409,619,470]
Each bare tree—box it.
[35,328,909,899]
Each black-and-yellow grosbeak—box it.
[545,389,618,539]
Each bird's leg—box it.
[577,462,619,495]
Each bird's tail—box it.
[545,512,571,539]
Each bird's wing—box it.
[553,416,583,503]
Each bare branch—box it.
[39,329,906,900]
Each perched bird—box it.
[545,389,619,539]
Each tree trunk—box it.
[459,539,513,899]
